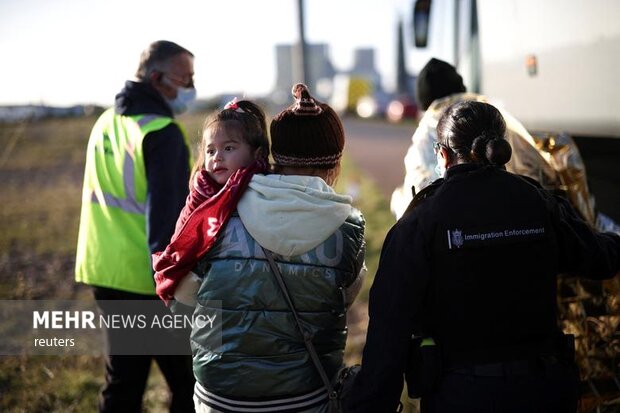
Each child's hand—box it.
[173,271,201,306]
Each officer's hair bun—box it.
[437,100,512,167]
[471,132,512,166]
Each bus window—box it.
[413,0,432,48]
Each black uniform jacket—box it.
[344,163,619,413]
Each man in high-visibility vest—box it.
[75,40,196,412]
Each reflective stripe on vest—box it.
[87,112,189,214]
[89,145,145,214]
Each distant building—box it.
[271,43,387,117]
[350,48,382,88]
[272,43,335,104]
[325,48,379,115]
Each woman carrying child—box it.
[154,85,366,413]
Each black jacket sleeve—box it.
[344,214,433,412]
[551,194,620,280]
[143,123,190,257]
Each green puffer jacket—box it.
[190,174,366,406]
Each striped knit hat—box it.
[270,83,344,169]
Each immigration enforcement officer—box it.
[344,101,620,413]
[75,40,196,412]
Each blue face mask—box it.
[434,159,445,178]
[434,142,446,178]
[167,86,197,115]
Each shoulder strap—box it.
[261,247,338,403]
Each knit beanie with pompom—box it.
[270,83,345,169]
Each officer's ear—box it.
[438,146,452,169]
[150,71,164,86]
[150,71,171,98]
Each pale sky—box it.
[0,0,445,107]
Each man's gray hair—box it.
[135,40,193,81]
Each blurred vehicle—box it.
[330,74,374,115]
[330,74,419,123]
[385,95,418,123]
[412,0,619,139]
[355,91,391,119]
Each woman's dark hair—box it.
[436,100,512,167]
[191,100,270,184]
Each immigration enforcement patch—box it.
[446,225,546,250]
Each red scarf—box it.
[153,158,269,304]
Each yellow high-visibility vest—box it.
[75,108,191,294]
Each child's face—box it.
[203,124,257,185]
